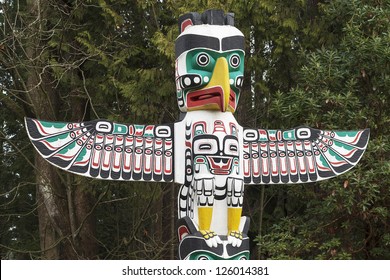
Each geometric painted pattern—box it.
[24,9,371,260]
[25,118,174,182]
[243,127,370,184]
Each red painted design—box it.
[180,18,193,33]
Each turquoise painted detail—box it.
[335,131,359,137]
[188,251,249,260]
[113,124,128,134]
[58,141,76,154]
[46,133,68,143]
[319,155,330,167]
[283,130,296,140]
[194,156,209,169]
[268,130,277,140]
[329,149,344,161]
[182,48,245,107]
[75,147,87,161]
[333,140,354,150]
[259,132,268,141]
[40,120,67,129]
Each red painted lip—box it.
[207,156,233,175]
[187,86,224,110]
[186,87,236,111]
[228,90,236,111]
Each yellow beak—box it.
[186,57,232,112]
[206,57,231,112]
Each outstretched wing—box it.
[243,126,369,184]
[25,118,174,182]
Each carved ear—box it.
[178,12,201,33]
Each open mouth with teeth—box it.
[186,86,236,112]
[206,156,233,175]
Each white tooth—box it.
[196,180,202,195]
[227,178,233,196]
[234,179,244,197]
[204,179,214,196]
[227,197,232,206]
[237,238,242,247]
[199,195,207,205]
[232,196,238,206]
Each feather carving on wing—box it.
[243,126,370,184]
[25,118,174,182]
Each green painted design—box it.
[113,124,128,134]
[194,156,209,169]
[328,149,344,161]
[194,128,204,135]
[57,141,76,154]
[268,130,277,140]
[259,134,268,142]
[40,120,67,129]
[182,48,245,107]
[134,125,145,136]
[45,133,69,143]
[335,131,359,138]
[333,140,354,151]
[319,155,330,168]
[283,130,296,140]
[188,251,249,260]
[75,147,87,161]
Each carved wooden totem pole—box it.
[25,10,369,260]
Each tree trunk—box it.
[25,0,97,259]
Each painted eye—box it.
[196,53,210,67]
[193,138,218,155]
[199,143,212,150]
[230,144,238,152]
[230,54,241,68]
[224,138,239,156]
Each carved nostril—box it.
[235,76,244,88]
[179,74,202,89]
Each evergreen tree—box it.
[1,0,388,259]
[256,0,390,259]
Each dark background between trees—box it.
[0,0,389,260]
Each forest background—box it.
[0,0,389,260]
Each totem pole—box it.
[25,10,369,260]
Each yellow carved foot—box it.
[227,230,243,247]
[199,230,222,248]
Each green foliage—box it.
[1,0,389,259]
[253,0,390,259]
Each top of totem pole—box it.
[175,10,245,113]
[178,9,235,33]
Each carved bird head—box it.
[175,10,245,113]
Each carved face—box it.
[175,25,245,113]
[193,135,239,175]
[191,120,240,177]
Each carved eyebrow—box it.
[175,34,220,58]
[222,36,244,51]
